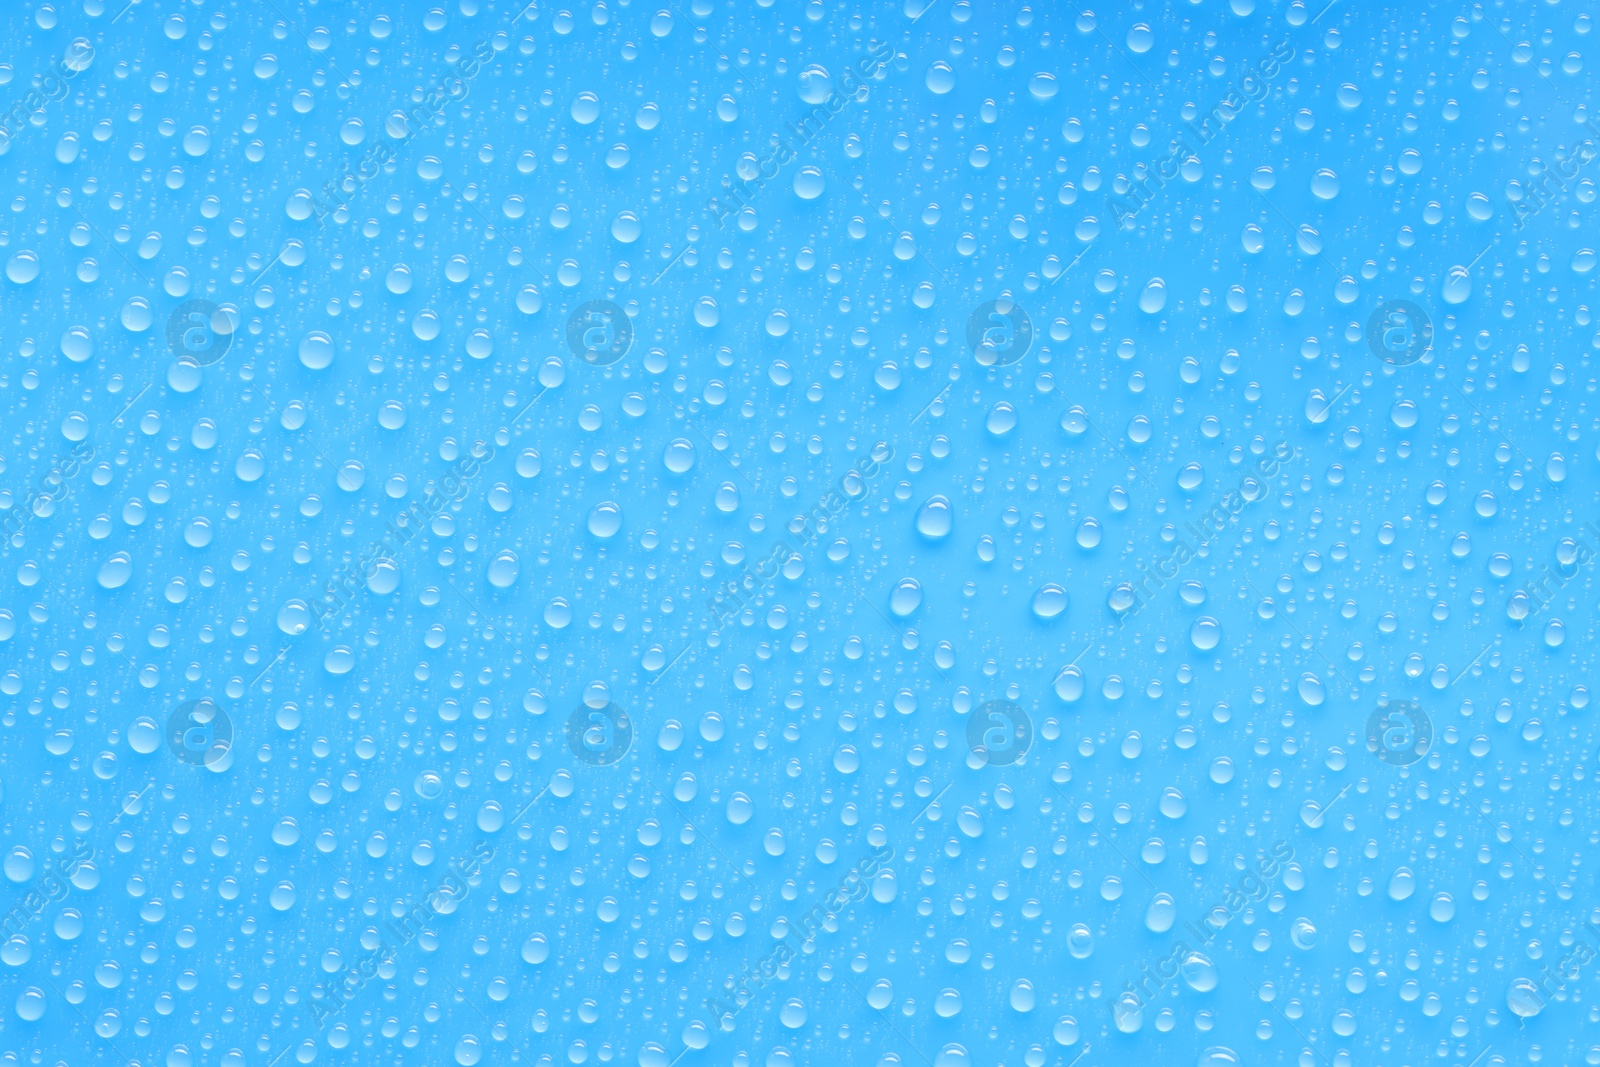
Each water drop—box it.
[6,251,40,284]
[1297,672,1326,707]
[1031,584,1068,619]
[1145,893,1176,932]
[298,331,334,369]
[915,495,953,539]
[1158,788,1188,818]
[1507,977,1545,1018]
[1053,666,1084,702]
[488,550,520,588]
[986,402,1018,436]
[664,439,696,473]
[587,501,622,538]
[798,65,833,104]
[793,167,825,199]
[1111,992,1142,1033]
[1180,952,1218,992]
[889,578,923,616]
[97,552,133,589]
[779,999,807,1028]
[15,988,45,1022]
[571,91,601,124]
[1138,277,1167,314]
[277,600,312,636]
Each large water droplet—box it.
[298,331,334,369]
[571,91,601,124]
[1053,665,1084,702]
[1031,584,1068,619]
[798,65,833,104]
[1145,893,1176,932]
[889,578,923,616]
[1009,979,1035,1012]
[1158,788,1188,819]
[793,167,825,200]
[1111,992,1142,1033]
[277,599,312,636]
[97,553,133,589]
[1190,616,1221,650]
[487,550,519,588]
[587,501,622,538]
[1507,977,1545,1018]
[1180,952,1218,992]
[1138,277,1167,314]
[915,495,953,539]
[663,439,696,473]
[985,402,1018,436]
[779,999,807,1028]
[5,251,40,284]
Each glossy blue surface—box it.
[0,2,1596,1066]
